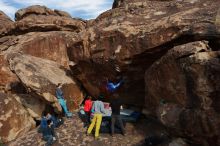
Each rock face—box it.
[0,11,14,37]
[15,14,85,33]
[4,31,79,68]
[145,41,220,145]
[90,0,220,58]
[19,32,71,68]
[8,53,83,112]
[69,0,220,107]
[0,5,85,38]
[0,55,19,92]
[15,5,72,21]
[15,94,46,120]
[0,93,35,143]
[0,6,85,143]
[0,0,220,145]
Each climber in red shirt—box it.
[84,96,93,127]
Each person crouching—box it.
[42,119,56,146]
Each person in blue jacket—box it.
[56,83,72,118]
[42,119,56,146]
[38,112,48,133]
[106,78,123,93]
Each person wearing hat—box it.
[87,95,105,139]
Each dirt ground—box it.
[7,112,169,146]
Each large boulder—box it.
[14,5,85,33]
[90,0,220,60]
[8,53,83,112]
[18,32,71,67]
[145,41,220,145]
[0,11,14,37]
[15,15,85,33]
[145,41,219,110]
[15,5,72,19]
[0,32,87,114]
[0,5,86,37]
[4,31,80,68]
[157,104,220,145]
[70,0,220,106]
[15,5,69,21]
[0,93,35,143]
[14,94,46,120]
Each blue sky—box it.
[0,0,114,20]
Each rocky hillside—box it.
[0,0,220,145]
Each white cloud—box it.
[11,0,113,19]
[0,0,17,19]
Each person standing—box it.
[87,95,105,139]
[55,83,72,117]
[110,94,125,136]
[84,96,93,127]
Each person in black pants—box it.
[110,94,125,136]
[83,96,92,127]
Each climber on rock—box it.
[106,77,123,93]
[56,83,72,118]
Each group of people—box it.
[84,93,125,139]
[39,83,71,146]
[38,78,124,144]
